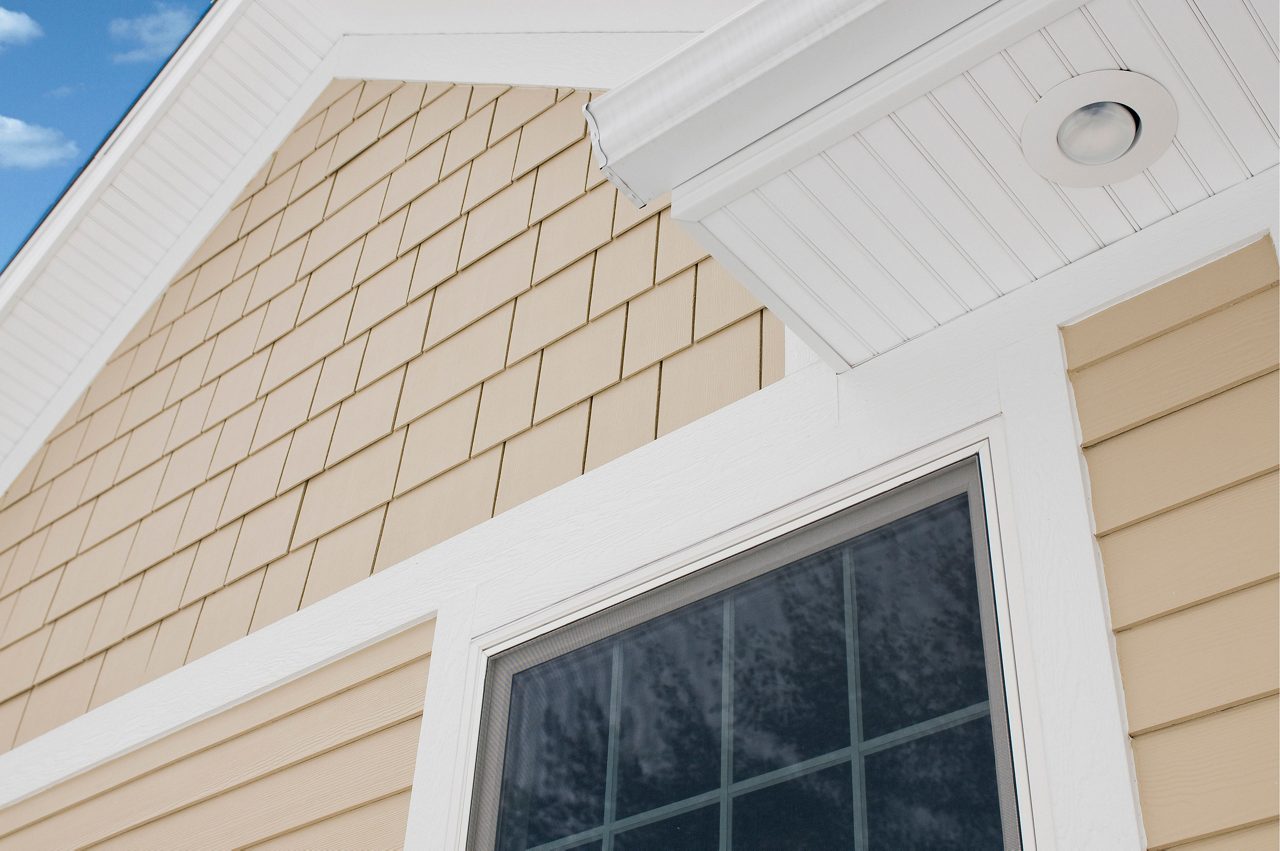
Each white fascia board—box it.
[321,0,755,35]
[331,32,701,92]
[671,0,1089,221]
[583,0,997,207]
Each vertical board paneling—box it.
[969,49,1136,243]
[84,208,168,267]
[896,96,1063,275]
[761,171,944,333]
[242,4,324,69]
[858,117,1032,292]
[1192,0,1280,136]
[933,75,1099,260]
[1039,7,1198,217]
[1086,0,1249,191]
[707,0,1275,373]
[726,194,897,355]
[185,73,273,138]
[823,136,1000,306]
[1247,0,1279,46]
[1133,0,1277,174]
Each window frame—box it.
[435,432,1043,849]
[467,458,1020,850]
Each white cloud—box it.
[45,84,79,99]
[0,115,78,169]
[109,3,195,63]
[0,7,41,50]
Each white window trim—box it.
[461,439,1031,849]
[0,170,1274,849]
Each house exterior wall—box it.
[0,79,783,755]
[1065,238,1279,850]
[0,620,432,848]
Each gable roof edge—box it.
[0,0,337,495]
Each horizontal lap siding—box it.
[1065,238,1280,849]
[0,80,784,752]
[0,620,433,849]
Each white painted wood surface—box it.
[674,0,1278,370]
[582,0,999,205]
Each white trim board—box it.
[584,0,1005,206]
[301,0,758,38]
[330,33,702,91]
[440,438,1038,848]
[668,0,1088,221]
[1,169,1272,845]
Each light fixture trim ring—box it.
[1021,70,1178,187]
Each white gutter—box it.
[584,0,997,207]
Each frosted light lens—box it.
[1056,101,1137,165]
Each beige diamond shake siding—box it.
[0,80,784,752]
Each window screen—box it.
[469,459,1020,849]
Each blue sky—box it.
[0,1,208,269]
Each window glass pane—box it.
[733,551,849,779]
[617,598,722,818]
[478,464,1018,850]
[613,805,720,850]
[851,494,990,739]
[731,764,855,849]
[496,643,613,850]
[865,716,1005,847]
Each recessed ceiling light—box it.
[1056,101,1137,165]
[1022,71,1177,187]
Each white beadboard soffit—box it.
[0,0,758,496]
[592,0,1280,370]
[582,0,1000,206]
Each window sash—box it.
[468,457,1020,850]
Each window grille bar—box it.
[530,794,725,851]
[601,643,624,850]
[527,695,995,851]
[529,750,860,850]
[842,549,870,849]
[860,700,991,756]
[718,597,735,850]
[730,744,855,794]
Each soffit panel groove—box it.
[696,0,1278,367]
